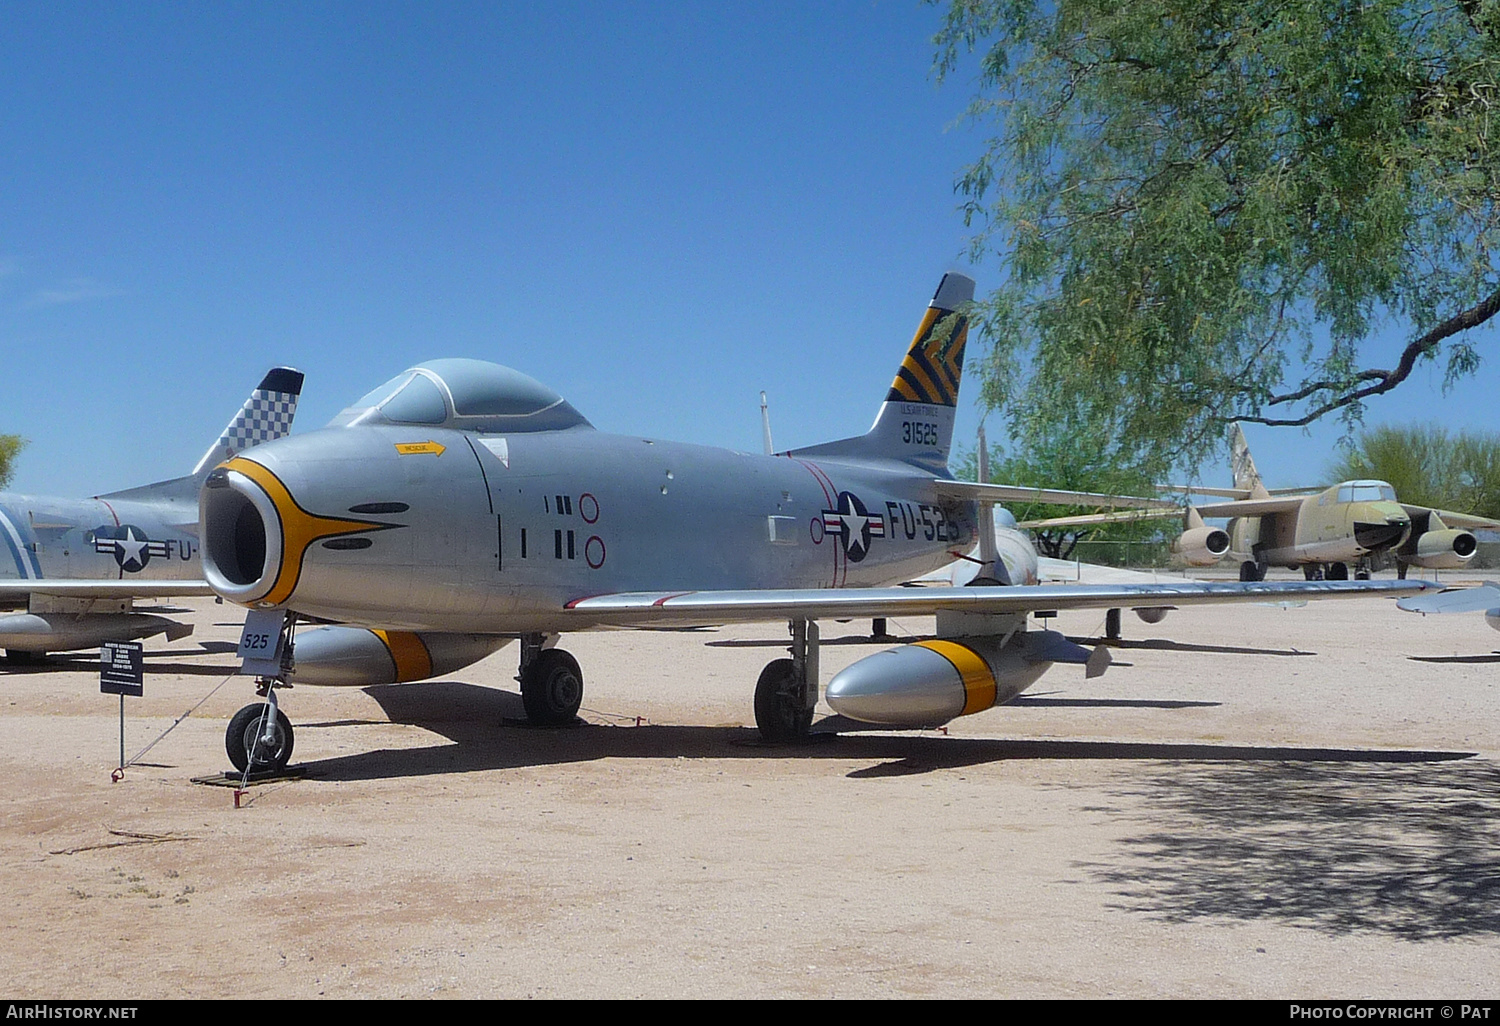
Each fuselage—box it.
[1226,482,1411,568]
[202,423,978,634]
[0,488,201,599]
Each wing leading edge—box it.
[565,578,1437,629]
[0,581,216,603]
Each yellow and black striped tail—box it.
[885,273,974,408]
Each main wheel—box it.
[1302,566,1324,581]
[520,649,584,726]
[1327,562,1349,581]
[754,658,812,742]
[226,702,294,774]
[1239,561,1264,582]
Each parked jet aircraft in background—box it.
[0,368,303,660]
[197,275,1434,773]
[1021,424,1499,581]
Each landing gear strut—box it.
[518,633,583,726]
[226,610,298,774]
[755,619,819,742]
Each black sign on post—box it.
[100,641,144,697]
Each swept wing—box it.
[564,578,1433,629]
[1403,505,1500,531]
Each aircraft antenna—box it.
[761,391,774,456]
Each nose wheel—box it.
[226,702,295,774]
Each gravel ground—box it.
[2,585,1498,998]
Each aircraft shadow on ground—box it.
[1408,653,1500,664]
[1079,760,1500,941]
[268,682,1473,790]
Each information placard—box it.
[100,640,144,697]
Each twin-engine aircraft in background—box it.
[0,369,303,660]
[1021,424,1500,581]
[198,274,1436,773]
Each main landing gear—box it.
[1239,560,1268,582]
[1302,561,1371,581]
[517,633,584,726]
[754,619,820,743]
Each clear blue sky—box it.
[3,1,1496,499]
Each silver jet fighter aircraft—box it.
[198,276,1436,773]
[0,368,303,659]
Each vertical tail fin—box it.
[886,273,974,410]
[1228,423,1271,499]
[193,368,304,474]
[791,273,974,471]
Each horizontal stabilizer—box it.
[935,480,1178,511]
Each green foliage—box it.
[1326,424,1500,518]
[0,435,25,490]
[935,0,1500,473]
[953,431,1174,562]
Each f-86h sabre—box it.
[198,275,1435,772]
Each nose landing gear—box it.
[225,698,294,774]
[226,610,298,775]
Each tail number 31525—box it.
[902,421,939,446]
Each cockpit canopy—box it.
[329,358,592,433]
[1326,480,1398,504]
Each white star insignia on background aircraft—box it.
[196,275,1436,774]
[0,368,303,660]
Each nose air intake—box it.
[201,457,400,607]
[201,464,285,604]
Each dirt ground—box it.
[2,584,1499,999]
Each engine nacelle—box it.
[0,612,192,655]
[1402,528,1478,570]
[1171,526,1231,567]
[824,630,1100,726]
[288,626,511,686]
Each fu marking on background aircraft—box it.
[0,369,302,659]
[197,274,1435,773]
